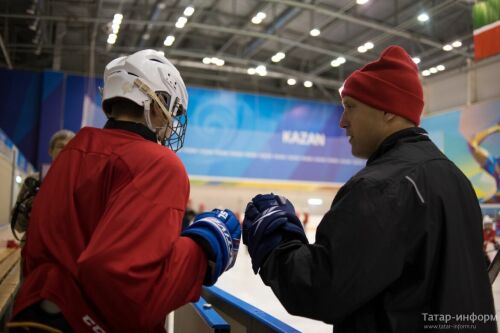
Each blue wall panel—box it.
[37,71,66,168]
[0,68,42,165]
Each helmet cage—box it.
[133,78,188,152]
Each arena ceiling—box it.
[0,0,475,102]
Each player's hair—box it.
[106,97,144,118]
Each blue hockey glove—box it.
[182,209,241,285]
[243,194,308,273]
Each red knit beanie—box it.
[340,45,424,125]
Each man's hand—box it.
[243,194,308,274]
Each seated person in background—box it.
[8,50,240,333]
[10,129,75,244]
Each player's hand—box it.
[182,209,241,285]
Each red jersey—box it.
[13,126,207,332]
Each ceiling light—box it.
[176,16,187,29]
[304,80,313,88]
[309,28,320,37]
[112,22,120,34]
[417,13,429,22]
[251,16,262,24]
[271,51,286,63]
[256,65,267,76]
[287,78,296,86]
[308,198,323,205]
[422,70,430,76]
[452,40,462,48]
[157,3,166,10]
[412,57,421,64]
[247,68,256,75]
[164,35,175,46]
[29,18,39,31]
[142,33,150,40]
[201,57,224,66]
[357,45,367,53]
[364,41,374,50]
[442,44,453,51]
[16,176,22,184]
[330,56,346,67]
[251,12,266,25]
[436,64,445,71]
[107,34,117,45]
[26,5,36,15]
[32,30,41,44]
[429,67,438,73]
[113,13,123,24]
[184,6,195,17]
[256,12,267,20]
[255,66,267,76]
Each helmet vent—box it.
[150,59,165,64]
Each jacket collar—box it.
[104,118,157,143]
[367,127,429,165]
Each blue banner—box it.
[178,87,363,184]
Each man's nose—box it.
[339,111,347,129]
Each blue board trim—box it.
[193,297,230,329]
[205,286,300,333]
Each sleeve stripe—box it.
[405,175,425,204]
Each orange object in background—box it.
[303,212,310,227]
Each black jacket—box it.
[260,127,496,333]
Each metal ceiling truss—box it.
[0,0,476,101]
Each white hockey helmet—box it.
[101,49,188,151]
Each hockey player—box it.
[8,50,241,333]
[242,46,495,332]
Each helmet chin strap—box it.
[143,100,154,132]
[134,78,173,144]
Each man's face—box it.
[49,138,72,161]
[340,96,387,159]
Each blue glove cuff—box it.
[182,209,241,285]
